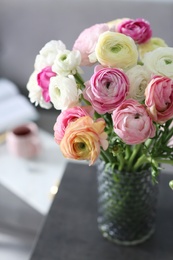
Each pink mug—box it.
[6,122,41,158]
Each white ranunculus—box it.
[27,71,52,109]
[143,47,173,78]
[126,65,151,102]
[138,37,168,61]
[34,40,66,70]
[52,49,82,76]
[88,52,97,63]
[49,75,82,110]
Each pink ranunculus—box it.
[54,106,94,144]
[83,66,129,114]
[112,99,155,145]
[145,76,173,124]
[73,23,109,66]
[37,66,56,102]
[116,18,152,44]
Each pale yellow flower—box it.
[95,31,138,69]
[138,37,168,61]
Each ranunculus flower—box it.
[112,99,155,144]
[126,65,151,102]
[49,75,82,110]
[37,66,56,102]
[54,106,94,144]
[60,116,108,165]
[73,23,109,66]
[145,75,173,124]
[138,37,168,61]
[83,66,129,114]
[116,18,152,44]
[52,49,82,76]
[107,18,129,30]
[34,40,66,70]
[95,31,138,69]
[143,47,173,79]
[27,70,52,109]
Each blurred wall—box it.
[0,0,173,93]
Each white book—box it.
[0,78,19,99]
[0,78,39,133]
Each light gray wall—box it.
[0,0,173,92]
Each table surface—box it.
[30,163,173,260]
[0,129,67,215]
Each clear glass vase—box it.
[97,160,159,246]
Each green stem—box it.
[125,145,131,160]
[117,153,124,171]
[164,127,173,143]
[127,144,142,171]
[81,95,91,106]
[74,72,85,88]
[154,159,173,166]
[100,149,112,164]
[144,138,153,150]
[133,154,148,171]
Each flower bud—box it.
[169,180,173,190]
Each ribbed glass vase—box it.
[97,160,159,246]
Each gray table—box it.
[30,163,173,260]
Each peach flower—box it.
[54,106,94,144]
[60,116,108,165]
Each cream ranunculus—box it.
[143,47,173,79]
[95,31,138,69]
[126,65,151,102]
[52,49,82,76]
[49,75,82,110]
[138,37,168,61]
[26,70,52,109]
[34,40,66,70]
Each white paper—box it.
[0,130,67,214]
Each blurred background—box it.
[0,0,173,259]
[1,0,173,95]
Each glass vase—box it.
[97,160,159,246]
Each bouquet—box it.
[27,18,173,187]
